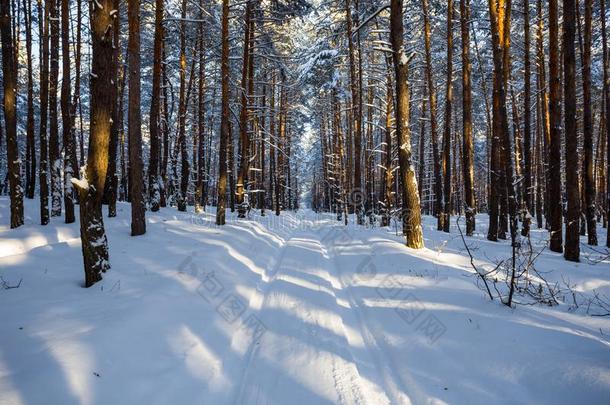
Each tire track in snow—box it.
[233,224,375,405]
[319,224,430,405]
[231,225,297,405]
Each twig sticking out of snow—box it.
[456,216,494,301]
[1,276,22,290]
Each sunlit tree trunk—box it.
[390,0,424,249]
[601,0,610,247]
[461,0,475,236]
[105,0,120,217]
[578,0,595,244]
[562,0,578,262]
[73,0,114,287]
[195,12,206,213]
[176,0,189,211]
[521,0,532,236]
[547,0,563,252]
[442,0,454,233]
[345,0,363,224]
[422,0,443,231]
[237,1,252,218]
[216,0,230,225]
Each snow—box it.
[1,197,609,404]
[70,177,89,191]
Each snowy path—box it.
[234,226,391,405]
[2,199,610,405]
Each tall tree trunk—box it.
[522,0,532,236]
[71,0,82,169]
[23,0,35,200]
[259,81,266,215]
[418,84,426,212]
[38,0,50,225]
[237,1,252,218]
[128,0,146,235]
[563,0,579,261]
[216,0,230,225]
[601,0,610,247]
[195,13,206,213]
[105,0,121,217]
[536,0,550,228]
[61,0,75,223]
[49,0,61,217]
[390,0,424,249]
[422,0,443,231]
[442,0,454,233]
[580,0,596,245]
[73,0,114,287]
[548,0,564,252]
[160,46,169,208]
[0,0,23,228]
[461,0,475,235]
[345,0,363,224]
[382,54,394,227]
[176,0,189,211]
[276,83,286,216]
[270,74,277,215]
[148,0,164,212]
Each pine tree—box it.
[442,0,454,233]
[61,0,76,224]
[216,0,230,226]
[148,0,164,212]
[73,0,114,287]
[0,0,23,228]
[390,0,424,249]
[128,0,146,235]
[548,0,564,252]
[38,0,50,225]
[461,0,475,236]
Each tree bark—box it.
[461,0,475,236]
[148,0,164,212]
[216,0,230,225]
[422,0,443,231]
[390,0,424,249]
[73,0,114,287]
[578,0,596,245]
[601,0,610,247]
[0,0,23,228]
[61,0,76,224]
[104,0,120,217]
[548,0,564,252]
[563,0,579,261]
[195,11,206,213]
[237,1,252,218]
[345,0,363,224]
[49,0,61,217]
[128,0,146,235]
[522,0,532,236]
[38,0,50,225]
[176,0,189,212]
[23,0,35,200]
[442,0,454,233]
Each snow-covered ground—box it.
[1,197,609,405]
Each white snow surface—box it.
[1,197,609,405]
